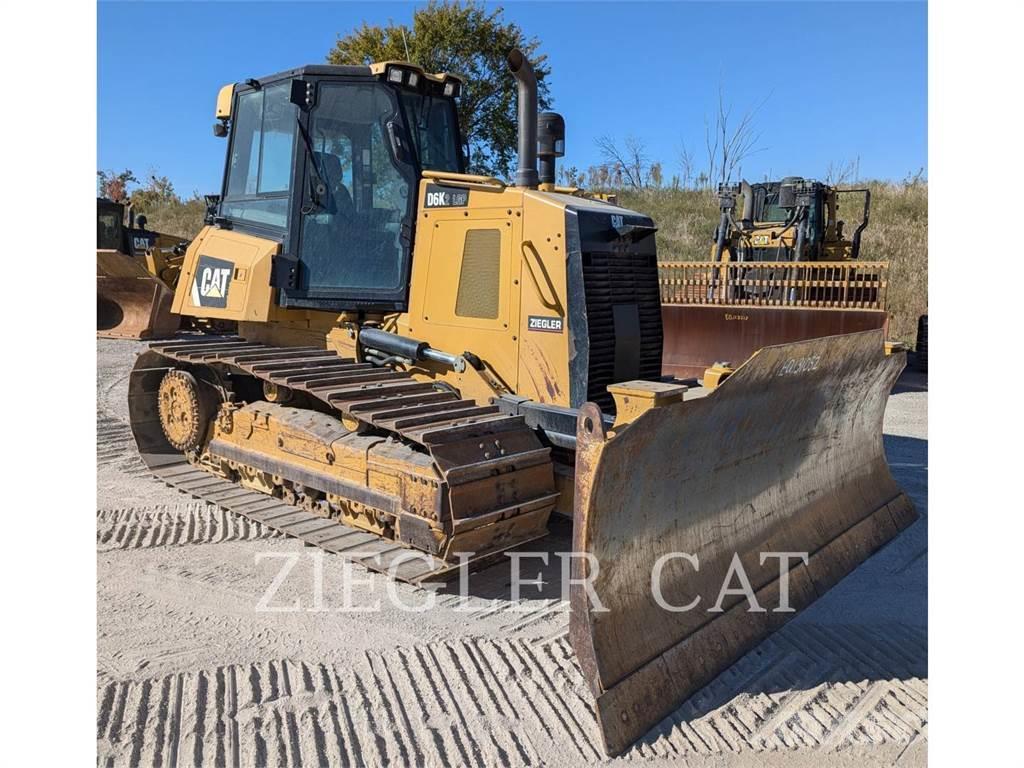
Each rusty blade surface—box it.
[661,304,889,379]
[97,277,180,340]
[569,329,917,755]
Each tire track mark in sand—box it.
[97,624,926,766]
[97,505,282,550]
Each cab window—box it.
[97,208,122,250]
[296,82,413,296]
[399,93,461,172]
[221,83,297,229]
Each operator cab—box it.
[97,199,125,251]
[212,63,465,311]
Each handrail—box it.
[658,260,890,270]
[521,240,564,314]
[421,170,506,191]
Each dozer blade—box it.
[97,250,180,340]
[661,304,889,379]
[569,329,917,755]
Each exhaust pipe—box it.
[507,49,539,188]
[739,180,753,227]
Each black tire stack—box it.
[915,314,928,372]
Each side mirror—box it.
[136,215,148,230]
[462,140,471,168]
[203,194,221,225]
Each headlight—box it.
[388,68,404,84]
[408,71,419,88]
[443,81,455,97]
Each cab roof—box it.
[242,63,464,88]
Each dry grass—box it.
[618,181,928,342]
[135,180,927,343]
[141,196,207,241]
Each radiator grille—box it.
[455,229,501,319]
[581,251,664,412]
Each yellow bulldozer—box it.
[97,197,185,339]
[713,177,871,263]
[660,179,890,379]
[126,51,915,755]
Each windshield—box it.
[97,205,123,250]
[399,92,461,172]
[754,186,788,224]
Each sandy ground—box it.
[97,338,927,767]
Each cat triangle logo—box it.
[204,279,224,298]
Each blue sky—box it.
[98,1,926,196]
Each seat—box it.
[312,151,354,218]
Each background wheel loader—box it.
[125,51,915,755]
[660,178,892,379]
[97,197,185,339]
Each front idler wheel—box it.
[158,369,217,453]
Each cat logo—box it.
[191,255,234,309]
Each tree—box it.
[677,143,696,189]
[703,87,767,188]
[328,1,551,178]
[97,169,138,202]
[825,157,861,185]
[558,164,585,188]
[595,135,656,189]
[130,174,179,212]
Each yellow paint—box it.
[702,363,735,389]
[172,228,278,322]
[606,381,688,429]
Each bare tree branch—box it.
[825,157,861,185]
[596,134,652,189]
[701,85,769,188]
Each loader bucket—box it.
[97,250,180,340]
[569,329,916,755]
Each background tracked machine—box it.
[97,197,185,339]
[97,197,237,339]
[659,178,892,379]
[127,50,916,755]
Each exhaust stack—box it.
[507,49,539,188]
[739,180,753,227]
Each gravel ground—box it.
[97,338,927,767]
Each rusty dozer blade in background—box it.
[97,250,180,340]
[570,329,917,755]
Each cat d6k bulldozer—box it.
[127,51,915,755]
